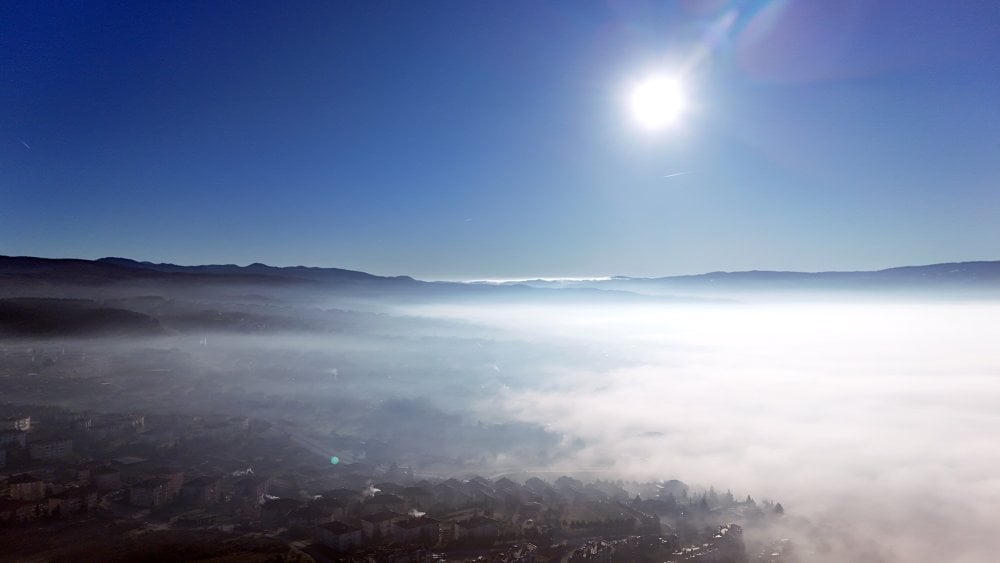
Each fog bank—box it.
[409,301,1000,562]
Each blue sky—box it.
[3,1,999,279]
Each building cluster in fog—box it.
[0,402,792,562]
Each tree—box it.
[774,502,784,515]
[707,486,719,508]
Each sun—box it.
[629,75,686,130]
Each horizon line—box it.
[3,253,999,283]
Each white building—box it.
[2,416,30,432]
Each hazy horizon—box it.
[6,252,1000,283]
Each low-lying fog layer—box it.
[407,301,1000,563]
[4,288,998,561]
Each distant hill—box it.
[652,261,1000,285]
[487,261,1000,298]
[0,255,680,303]
[0,255,416,288]
[0,298,163,336]
[95,257,416,284]
[1,255,998,300]
[0,254,998,338]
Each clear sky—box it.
[3,1,999,279]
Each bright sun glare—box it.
[629,75,686,130]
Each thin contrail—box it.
[18,139,31,149]
[662,171,694,179]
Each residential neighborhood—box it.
[0,403,792,561]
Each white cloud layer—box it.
[416,301,1000,562]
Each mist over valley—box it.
[2,256,998,561]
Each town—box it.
[1,403,793,562]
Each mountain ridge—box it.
[2,255,999,294]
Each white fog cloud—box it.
[415,301,1000,562]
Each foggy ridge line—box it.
[2,253,1000,283]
